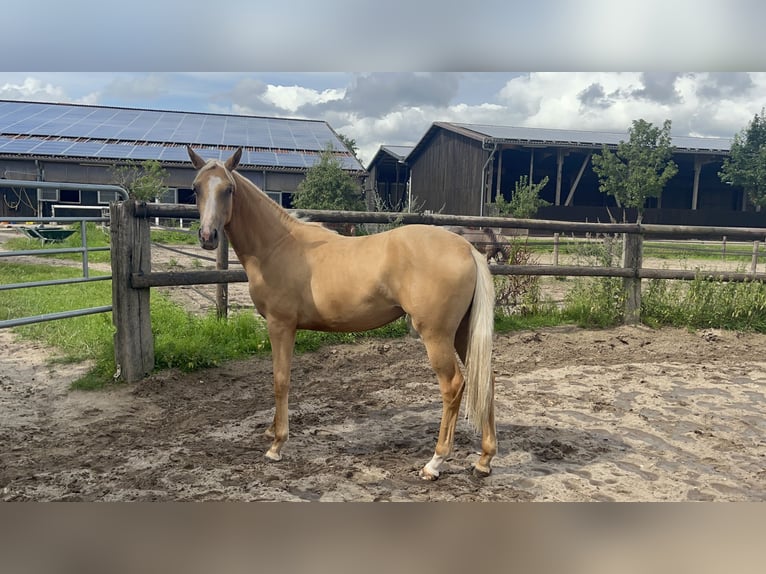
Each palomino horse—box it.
[187,147,497,480]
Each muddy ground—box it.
[1,231,765,500]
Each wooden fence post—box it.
[751,240,760,276]
[110,200,154,382]
[216,234,229,319]
[622,232,643,325]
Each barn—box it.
[0,100,365,220]
[404,121,751,227]
[364,145,413,211]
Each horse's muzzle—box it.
[198,226,219,250]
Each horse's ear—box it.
[225,147,243,172]
[187,146,206,169]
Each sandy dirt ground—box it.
[1,231,765,501]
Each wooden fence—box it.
[111,200,766,382]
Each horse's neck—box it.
[226,174,296,260]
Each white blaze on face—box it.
[199,174,225,242]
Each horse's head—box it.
[187,146,242,250]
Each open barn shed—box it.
[364,145,413,211]
[0,100,365,219]
[405,121,749,227]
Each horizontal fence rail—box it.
[134,202,766,240]
[130,202,766,290]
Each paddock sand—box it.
[1,322,764,501]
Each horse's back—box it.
[386,224,477,263]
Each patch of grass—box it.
[561,277,625,328]
[151,223,199,245]
[4,222,111,263]
[642,276,766,332]
[1,263,115,388]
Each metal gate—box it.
[0,180,128,328]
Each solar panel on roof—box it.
[66,142,105,157]
[245,151,278,166]
[276,153,307,168]
[340,156,363,170]
[450,122,733,152]
[160,147,197,162]
[0,101,360,171]
[0,139,42,153]
[127,146,164,160]
[95,144,135,159]
[29,141,74,155]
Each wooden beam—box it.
[622,232,643,325]
[692,157,702,210]
[564,153,591,206]
[555,149,563,205]
[495,149,503,202]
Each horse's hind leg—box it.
[455,316,497,478]
[419,332,466,481]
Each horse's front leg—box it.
[264,320,297,462]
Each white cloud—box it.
[261,85,345,113]
[0,77,67,101]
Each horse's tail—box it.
[464,248,495,433]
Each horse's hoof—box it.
[472,464,491,478]
[264,428,276,439]
[265,449,282,462]
[419,467,439,481]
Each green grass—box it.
[1,263,115,385]
[524,235,760,263]
[642,276,766,331]
[4,222,111,263]
[150,223,200,245]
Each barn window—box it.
[59,189,81,204]
[98,190,119,204]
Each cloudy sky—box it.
[1,72,764,166]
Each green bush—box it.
[642,277,766,331]
[562,277,625,327]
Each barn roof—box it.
[408,121,733,160]
[365,144,414,171]
[0,100,365,172]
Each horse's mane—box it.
[230,169,337,234]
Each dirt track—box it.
[2,323,765,501]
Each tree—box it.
[591,118,678,223]
[110,159,169,201]
[492,175,551,219]
[336,133,358,158]
[719,108,766,208]
[292,143,365,211]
